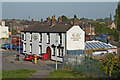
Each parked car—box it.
[23,54,40,62]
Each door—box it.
[46,46,51,60]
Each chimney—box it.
[58,17,62,23]
[31,19,34,21]
[70,19,73,25]
[46,16,50,22]
[73,18,79,26]
[1,20,5,26]
[51,16,56,26]
[12,19,15,22]
[41,18,43,25]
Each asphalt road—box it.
[2,50,62,71]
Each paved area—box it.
[1,49,62,78]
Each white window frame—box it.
[23,43,26,52]
[30,44,32,53]
[39,33,42,43]
[39,45,42,54]
[30,33,32,41]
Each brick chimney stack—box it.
[41,18,43,25]
[12,19,15,22]
[31,19,34,22]
[70,19,73,25]
[58,17,62,23]
[73,18,79,26]
[46,16,50,22]
[1,20,5,26]
[51,15,56,26]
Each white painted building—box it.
[21,23,85,62]
[0,20,9,39]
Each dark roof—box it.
[22,24,72,33]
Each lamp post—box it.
[19,34,20,55]
[10,23,12,50]
[55,33,58,70]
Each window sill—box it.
[57,56,63,58]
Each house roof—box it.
[85,41,117,50]
[22,23,72,33]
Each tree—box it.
[61,15,68,22]
[115,2,120,31]
[74,15,77,18]
[95,18,104,22]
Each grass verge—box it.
[2,69,36,80]
[47,67,94,79]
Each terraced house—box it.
[21,17,85,62]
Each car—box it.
[23,54,40,62]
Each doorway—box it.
[46,46,51,60]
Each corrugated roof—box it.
[22,24,72,33]
[85,41,117,49]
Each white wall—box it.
[67,26,85,50]
[0,24,9,39]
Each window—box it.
[47,33,50,44]
[39,45,42,54]
[39,33,42,43]
[58,49,60,56]
[22,34,24,40]
[30,44,32,53]
[23,43,26,52]
[59,33,62,45]
[53,48,55,56]
[61,49,64,56]
[30,33,32,42]
[24,33,26,41]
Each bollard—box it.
[34,55,37,64]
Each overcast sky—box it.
[2,0,120,2]
[2,2,118,21]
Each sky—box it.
[1,0,120,2]
[2,2,118,21]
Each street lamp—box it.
[10,23,12,50]
[19,34,21,55]
[55,33,58,70]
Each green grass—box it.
[2,69,36,80]
[47,67,92,79]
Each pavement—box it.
[2,49,62,79]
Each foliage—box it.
[47,67,94,79]
[12,29,17,34]
[2,69,36,79]
[99,53,120,78]
[89,22,119,41]
[95,18,104,22]
[79,17,94,21]
[74,15,77,18]
[95,17,111,23]
[115,2,120,31]
[61,15,68,22]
